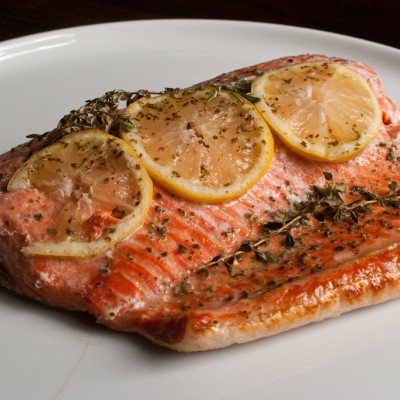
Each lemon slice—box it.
[8,129,153,257]
[122,87,273,203]
[251,61,382,161]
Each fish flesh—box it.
[1,54,400,351]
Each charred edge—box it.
[137,312,189,344]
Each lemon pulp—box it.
[251,61,382,161]
[122,87,273,203]
[8,130,153,257]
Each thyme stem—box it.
[198,178,400,275]
[199,214,305,271]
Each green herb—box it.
[206,87,218,101]
[173,277,194,297]
[100,263,111,274]
[386,145,397,163]
[198,175,400,275]
[178,244,188,254]
[230,91,244,103]
[28,79,265,146]
[225,75,262,103]
[27,89,164,141]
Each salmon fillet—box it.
[1,54,400,351]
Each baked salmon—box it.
[1,54,400,351]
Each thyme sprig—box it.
[27,79,261,143]
[199,174,400,276]
[202,73,262,104]
[27,89,163,141]
[219,75,262,104]
[225,71,263,104]
[56,90,162,136]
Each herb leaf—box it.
[27,89,164,141]
[198,177,400,276]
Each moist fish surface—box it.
[1,54,400,351]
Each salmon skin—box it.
[1,54,400,351]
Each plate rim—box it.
[1,18,400,54]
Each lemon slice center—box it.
[8,130,152,257]
[251,61,382,161]
[122,87,273,202]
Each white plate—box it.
[1,20,400,400]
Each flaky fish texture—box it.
[1,54,400,351]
